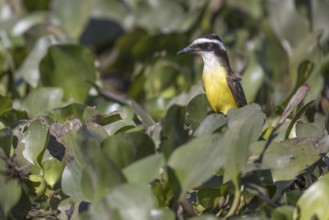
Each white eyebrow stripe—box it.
[192,38,226,51]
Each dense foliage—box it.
[1,0,329,219]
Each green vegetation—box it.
[1,0,329,219]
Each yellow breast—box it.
[202,65,238,114]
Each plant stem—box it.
[225,187,241,218]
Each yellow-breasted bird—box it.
[177,34,247,114]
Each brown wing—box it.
[227,74,247,108]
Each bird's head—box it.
[177,34,230,67]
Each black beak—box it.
[177,46,196,55]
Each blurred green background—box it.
[1,0,329,219]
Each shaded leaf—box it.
[0,127,13,158]
[186,94,209,130]
[168,135,224,199]
[194,113,228,136]
[160,105,189,159]
[102,131,155,169]
[0,95,12,115]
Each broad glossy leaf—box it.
[294,174,329,220]
[48,103,86,123]
[272,206,294,220]
[57,197,81,220]
[160,105,189,159]
[61,160,88,201]
[22,118,49,166]
[0,127,13,157]
[224,104,266,185]
[267,0,308,53]
[123,154,164,184]
[22,87,63,117]
[186,94,209,130]
[40,44,96,102]
[0,149,22,216]
[0,95,12,115]
[168,135,224,199]
[0,109,28,127]
[51,0,94,38]
[87,183,158,220]
[241,53,265,102]
[194,113,228,136]
[42,156,65,188]
[102,131,155,169]
[250,136,326,181]
[311,0,329,45]
[79,128,126,202]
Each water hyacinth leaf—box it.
[294,174,329,219]
[241,53,265,102]
[102,131,155,169]
[149,208,175,220]
[90,183,158,220]
[272,206,294,220]
[40,44,97,103]
[194,113,228,136]
[48,103,86,123]
[61,160,88,201]
[22,118,49,166]
[123,154,164,184]
[168,135,224,199]
[267,0,308,53]
[160,105,189,159]
[0,109,29,127]
[186,94,209,130]
[224,105,266,185]
[0,127,13,157]
[22,87,63,117]
[83,107,121,126]
[56,197,81,220]
[79,128,126,202]
[51,0,94,38]
[0,95,12,115]
[42,157,65,188]
[0,170,22,217]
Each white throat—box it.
[200,51,221,73]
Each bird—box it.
[177,34,247,115]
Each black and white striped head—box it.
[177,34,230,67]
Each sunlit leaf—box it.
[22,87,63,117]
[123,154,164,184]
[294,174,329,220]
[40,44,97,102]
[22,118,49,166]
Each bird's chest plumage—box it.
[202,65,238,114]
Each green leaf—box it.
[294,174,329,219]
[0,127,13,158]
[311,0,329,45]
[42,156,65,188]
[61,160,88,201]
[102,131,155,169]
[22,87,63,117]
[40,44,96,103]
[0,109,28,127]
[267,0,309,52]
[272,206,294,220]
[224,104,266,185]
[22,118,49,166]
[48,103,86,123]
[194,113,228,136]
[86,183,158,219]
[51,0,94,38]
[160,105,189,159]
[0,95,12,115]
[123,154,164,184]
[0,150,22,217]
[57,197,81,220]
[186,94,209,130]
[168,135,224,199]
[78,128,126,202]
